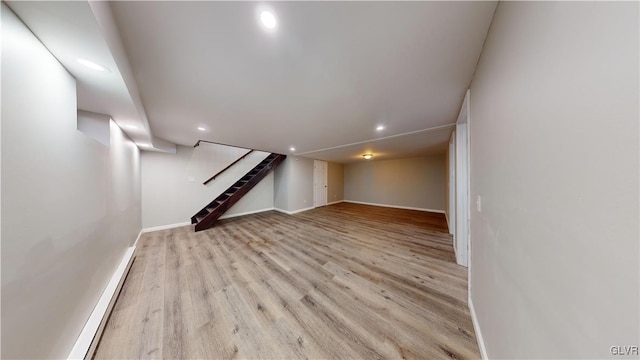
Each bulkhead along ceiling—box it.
[7,1,497,163]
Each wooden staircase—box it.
[191,153,285,232]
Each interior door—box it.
[313,160,328,207]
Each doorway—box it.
[448,134,456,238]
[313,160,328,207]
[455,90,470,267]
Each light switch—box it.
[188,176,195,182]
[476,195,482,212]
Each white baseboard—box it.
[141,221,191,233]
[68,246,136,360]
[327,200,344,206]
[218,207,274,220]
[469,296,488,360]
[141,208,276,234]
[445,212,454,234]
[453,238,460,265]
[133,229,143,247]
[342,200,446,214]
[274,206,314,215]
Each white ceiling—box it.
[7,1,497,163]
[300,124,454,163]
[5,1,155,148]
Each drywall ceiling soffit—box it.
[5,0,176,153]
[109,1,497,161]
[6,1,495,160]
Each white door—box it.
[313,160,328,207]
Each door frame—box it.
[448,132,456,238]
[454,90,471,268]
[313,160,328,207]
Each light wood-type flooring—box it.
[94,202,479,359]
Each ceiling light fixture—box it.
[197,126,206,131]
[363,154,373,160]
[376,125,385,131]
[290,147,296,152]
[126,125,138,129]
[77,58,109,72]
[137,143,151,148]
[260,11,277,30]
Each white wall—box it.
[469,2,639,358]
[141,144,274,228]
[1,4,141,358]
[273,157,342,212]
[327,162,344,204]
[344,155,446,212]
[273,157,289,211]
[273,156,315,213]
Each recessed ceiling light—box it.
[260,11,277,30]
[126,125,138,129]
[137,143,151,148]
[376,125,385,131]
[197,126,206,131]
[363,154,373,160]
[290,147,296,152]
[77,58,109,72]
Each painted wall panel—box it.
[469,2,639,358]
[327,162,344,203]
[141,144,274,228]
[1,5,141,358]
[344,155,446,211]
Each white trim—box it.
[218,207,274,220]
[313,160,328,207]
[274,206,315,215]
[141,208,276,233]
[453,235,458,261]
[343,200,446,214]
[327,200,344,206]
[141,221,191,233]
[444,212,450,232]
[448,131,456,236]
[454,89,471,268]
[68,246,136,360]
[466,90,472,275]
[469,297,488,360]
[133,229,143,247]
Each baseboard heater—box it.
[68,247,136,359]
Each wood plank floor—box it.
[94,203,479,359]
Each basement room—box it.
[1,1,638,359]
